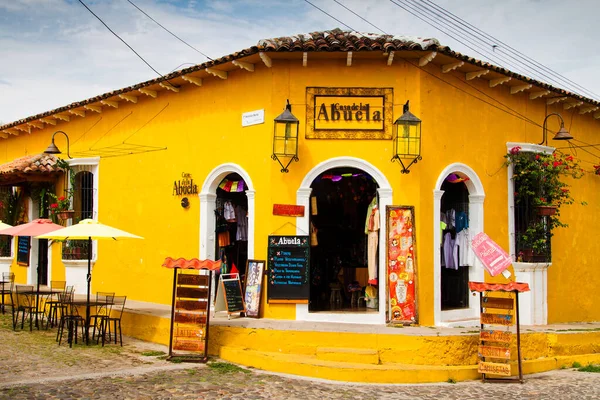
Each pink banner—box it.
[471,232,512,276]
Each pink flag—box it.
[471,232,512,277]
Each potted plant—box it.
[506,146,585,262]
[49,158,76,223]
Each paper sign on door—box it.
[471,232,512,277]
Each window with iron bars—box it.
[62,170,95,260]
[0,186,14,258]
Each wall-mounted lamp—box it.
[539,113,573,146]
[391,101,422,174]
[43,130,72,159]
[272,100,299,173]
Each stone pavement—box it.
[1,315,599,400]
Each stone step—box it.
[316,347,379,364]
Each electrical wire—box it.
[420,0,600,101]
[332,0,388,34]
[125,0,213,61]
[77,0,164,78]
[303,0,355,31]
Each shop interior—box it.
[214,173,249,283]
[308,167,379,313]
[440,174,471,310]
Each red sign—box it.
[471,232,512,277]
[273,204,305,217]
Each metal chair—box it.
[101,295,126,346]
[45,282,69,329]
[91,292,115,342]
[0,272,15,314]
[56,291,85,347]
[13,285,44,331]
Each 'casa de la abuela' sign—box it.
[173,172,198,196]
[306,87,393,139]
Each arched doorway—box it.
[296,157,392,324]
[308,167,379,313]
[433,163,485,326]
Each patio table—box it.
[15,286,64,329]
[70,299,115,344]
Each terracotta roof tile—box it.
[0,154,64,175]
[0,29,597,132]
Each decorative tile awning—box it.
[0,154,65,185]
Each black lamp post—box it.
[272,100,299,173]
[539,113,573,146]
[43,130,72,159]
[391,102,422,174]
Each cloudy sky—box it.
[1,0,599,124]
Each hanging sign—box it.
[272,204,305,217]
[481,313,513,326]
[17,236,30,266]
[386,206,417,324]
[306,87,393,139]
[242,109,265,127]
[173,173,198,196]
[471,232,512,277]
[480,330,512,343]
[478,361,511,376]
[267,235,310,303]
[479,345,511,359]
[244,260,265,318]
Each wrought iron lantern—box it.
[391,102,422,174]
[539,112,573,146]
[272,100,299,173]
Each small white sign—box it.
[242,109,265,127]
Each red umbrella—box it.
[0,218,64,328]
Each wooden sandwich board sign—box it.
[213,273,245,319]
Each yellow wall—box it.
[1,52,598,324]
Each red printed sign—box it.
[471,232,512,277]
[273,204,305,217]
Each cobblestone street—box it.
[1,315,598,399]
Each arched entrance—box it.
[433,163,485,327]
[296,157,392,324]
[199,163,255,262]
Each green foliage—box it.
[208,362,251,374]
[141,350,167,357]
[578,364,600,373]
[447,378,456,384]
[572,361,582,368]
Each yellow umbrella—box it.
[37,219,143,343]
[0,221,12,232]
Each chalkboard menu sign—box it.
[17,236,30,266]
[222,278,244,313]
[267,235,309,303]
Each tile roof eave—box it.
[1,30,598,132]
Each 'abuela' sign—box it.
[173,172,198,196]
[306,87,393,139]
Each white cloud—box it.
[0,0,599,123]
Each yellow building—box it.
[0,29,598,334]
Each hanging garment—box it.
[364,197,377,234]
[455,211,468,233]
[367,205,380,281]
[443,232,456,269]
[456,228,474,266]
[235,205,248,241]
[445,209,456,229]
[310,222,318,247]
[224,201,236,222]
[218,231,230,247]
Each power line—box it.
[333,0,388,34]
[77,0,164,78]
[125,0,213,61]
[420,0,600,101]
[303,0,356,31]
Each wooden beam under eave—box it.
[27,121,44,129]
[510,84,532,95]
[0,132,9,139]
[119,94,137,104]
[159,82,180,92]
[418,52,436,67]
[563,101,583,110]
[529,90,550,100]
[387,51,394,66]
[579,106,599,114]
[55,114,70,122]
[232,60,255,72]
[6,128,19,135]
[346,52,353,67]
[205,68,227,79]
[302,52,308,67]
[15,125,30,133]
[40,118,56,125]
[138,88,157,98]
[259,52,272,68]
[83,104,102,113]
[465,69,488,80]
[181,75,202,87]
[489,77,511,88]
[594,111,600,119]
[442,61,464,73]
[101,100,119,108]
[546,96,567,105]
[69,109,86,117]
